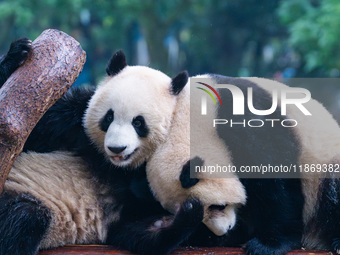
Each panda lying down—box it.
[147,74,340,254]
[1,38,340,255]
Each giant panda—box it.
[147,74,340,254]
[0,39,205,255]
[147,80,247,238]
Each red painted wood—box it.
[38,245,335,255]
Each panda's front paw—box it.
[174,198,204,227]
[6,37,32,66]
[245,237,293,255]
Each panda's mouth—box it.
[110,149,138,162]
[111,154,131,161]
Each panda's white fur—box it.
[4,151,120,249]
[147,75,340,253]
[147,77,247,237]
[84,65,178,168]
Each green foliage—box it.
[279,0,340,74]
[1,0,339,81]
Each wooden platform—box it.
[38,245,335,255]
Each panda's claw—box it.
[185,201,193,210]
[6,37,32,67]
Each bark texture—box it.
[0,29,86,194]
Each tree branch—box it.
[0,29,86,194]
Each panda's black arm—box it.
[241,178,304,255]
[23,87,95,153]
[106,198,204,255]
[0,38,32,87]
[0,55,5,85]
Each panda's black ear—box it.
[106,50,127,76]
[180,157,201,189]
[170,71,189,95]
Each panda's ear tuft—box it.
[106,50,127,76]
[170,71,189,95]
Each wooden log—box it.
[38,246,336,255]
[0,29,86,194]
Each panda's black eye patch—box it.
[100,109,114,132]
[132,115,148,138]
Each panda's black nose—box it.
[108,146,127,154]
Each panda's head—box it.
[148,153,246,237]
[151,154,247,237]
[84,50,188,168]
[179,157,247,237]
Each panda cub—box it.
[0,39,203,255]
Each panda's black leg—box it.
[0,192,51,255]
[0,37,32,87]
[245,237,299,255]
[244,210,303,255]
[241,179,304,255]
[316,178,340,254]
[106,198,204,255]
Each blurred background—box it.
[1,0,340,118]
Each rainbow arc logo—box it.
[196,82,222,106]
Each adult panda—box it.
[0,39,204,255]
[147,75,340,254]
